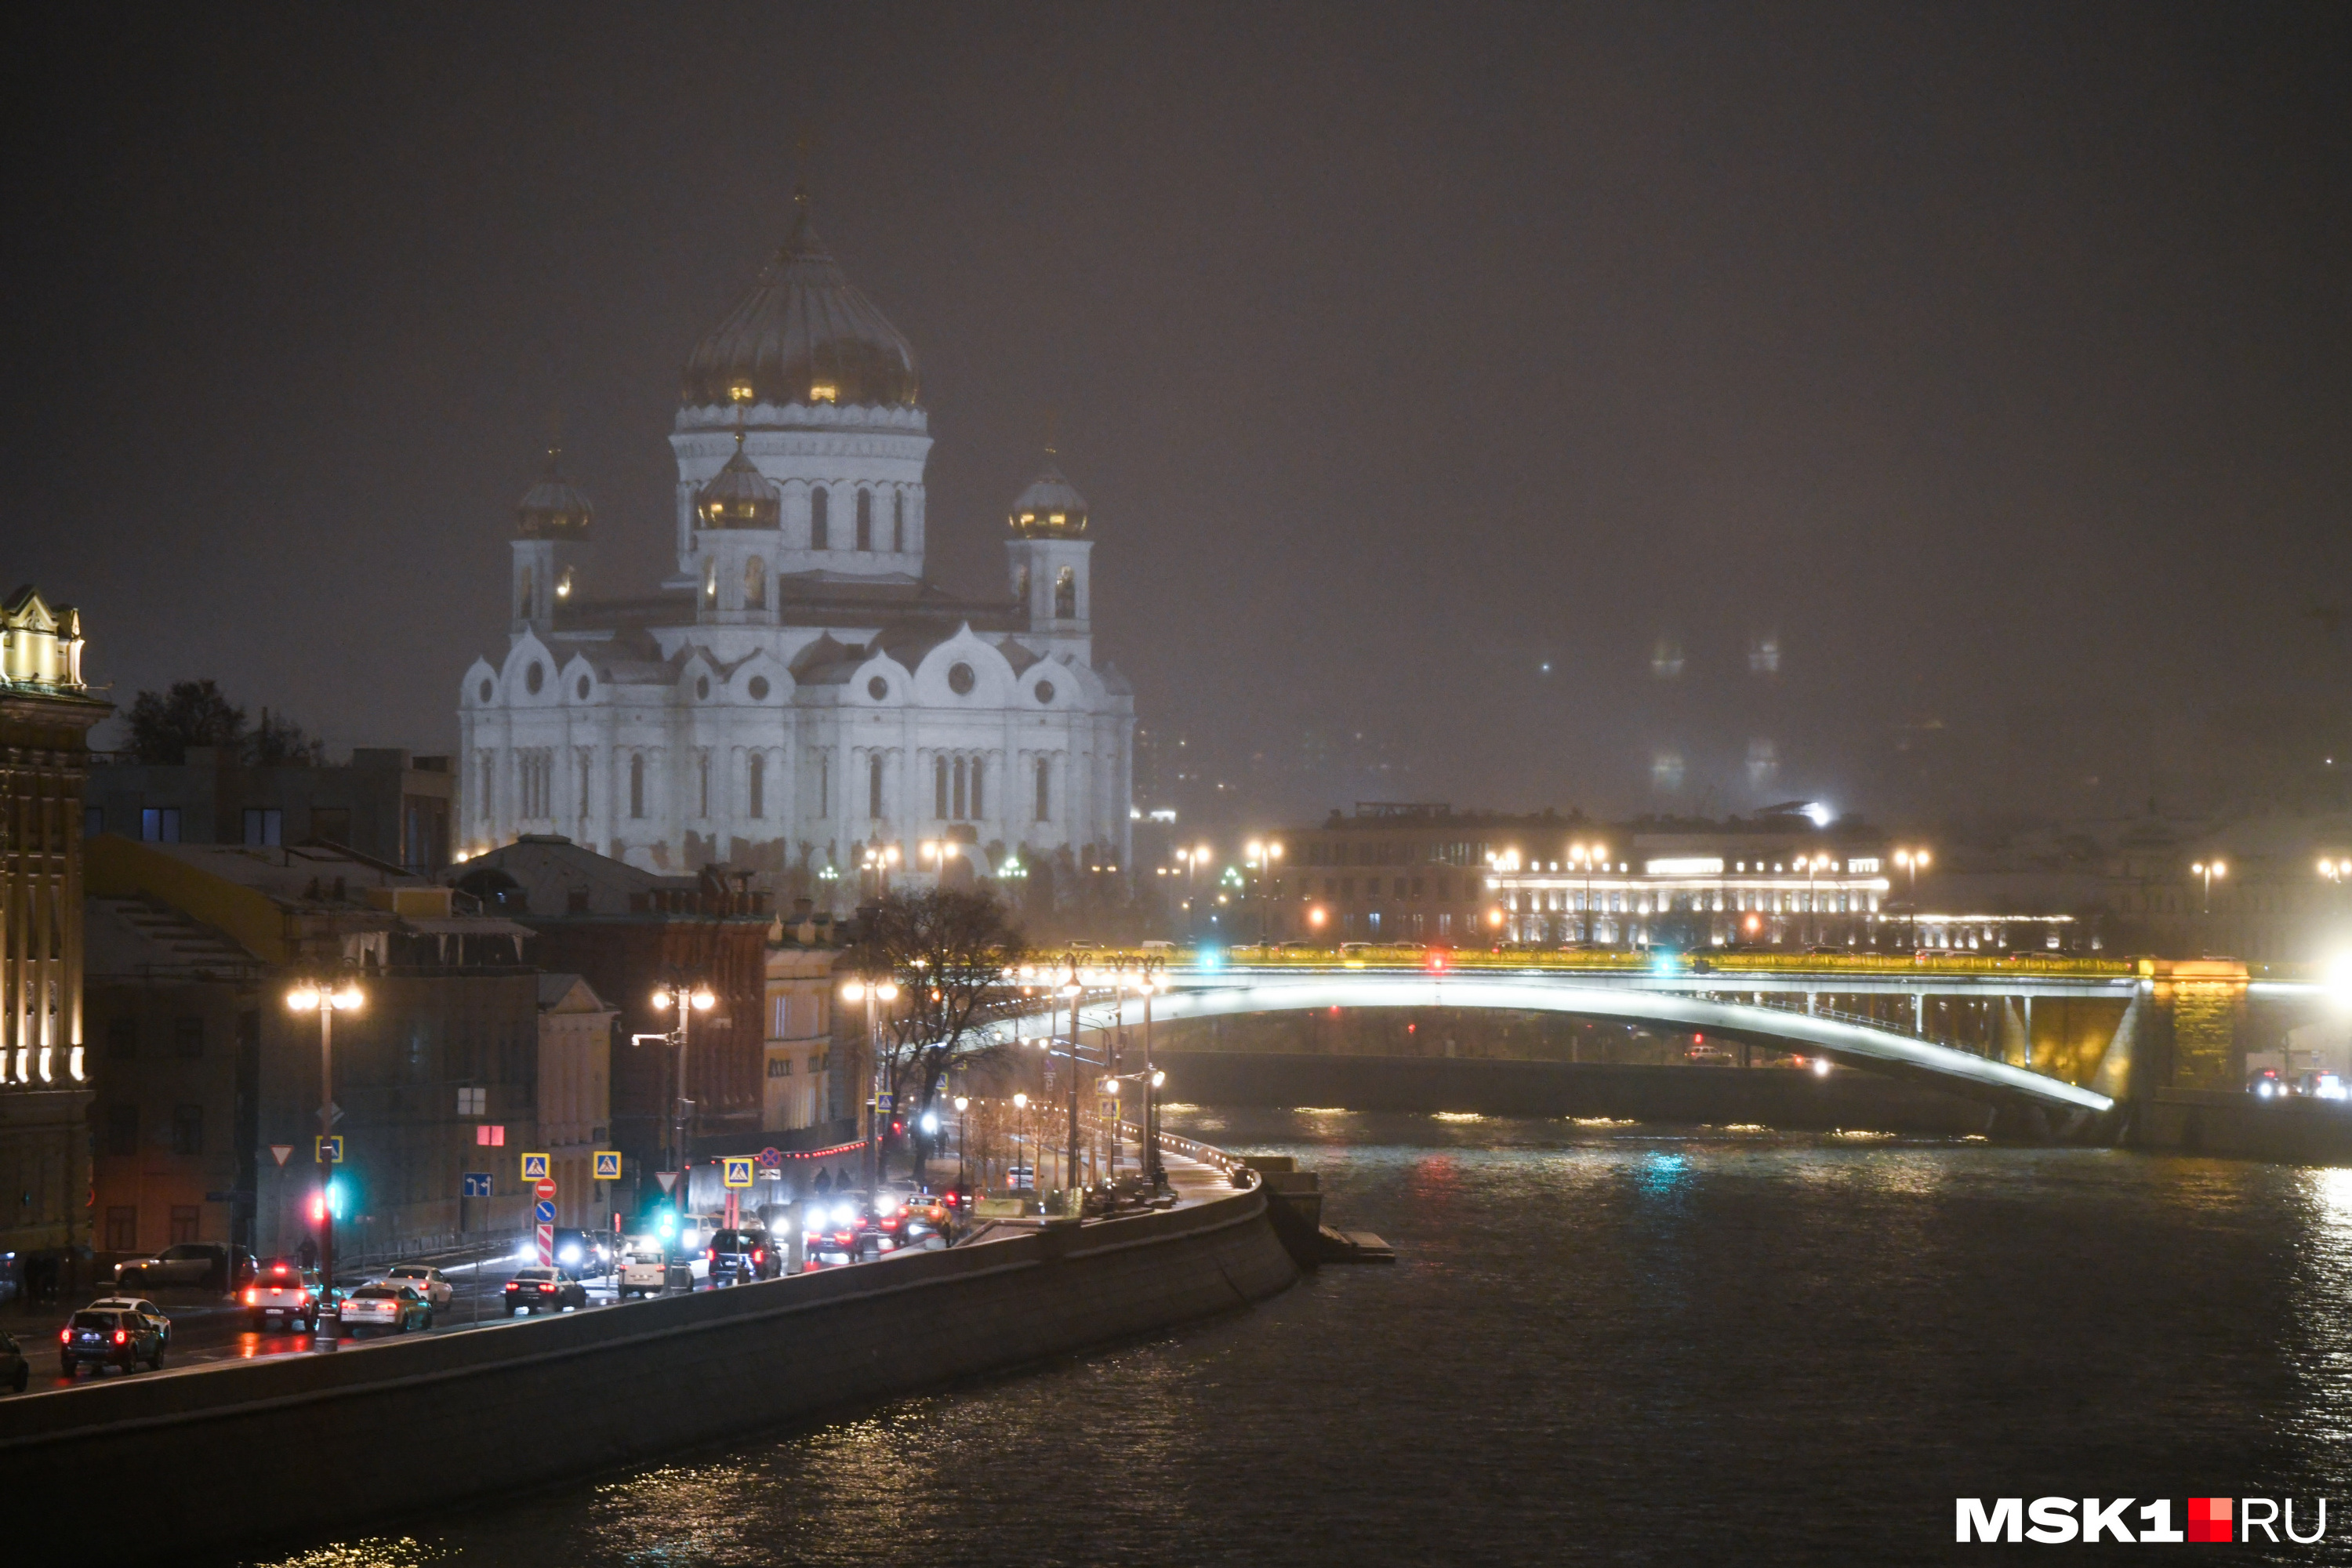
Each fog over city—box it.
[7,5,2346,829]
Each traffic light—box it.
[889,1119,904,1137]
[655,1207,677,1239]
[309,1178,347,1224]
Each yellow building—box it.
[0,585,110,1298]
[763,945,839,1133]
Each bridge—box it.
[978,948,2349,1120]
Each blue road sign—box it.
[463,1172,492,1198]
[534,1200,557,1224]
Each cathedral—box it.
[459,196,1135,901]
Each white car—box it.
[619,1247,670,1298]
[340,1282,431,1334]
[382,1264,453,1309]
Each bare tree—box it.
[847,887,1029,1177]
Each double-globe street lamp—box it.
[839,974,901,1199]
[285,975,363,1316]
[1567,841,1609,945]
[638,978,716,1205]
[2193,858,2228,916]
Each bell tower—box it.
[510,447,593,637]
[1004,454,1094,662]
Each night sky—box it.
[7,5,2347,826]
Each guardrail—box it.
[1203,945,2140,978]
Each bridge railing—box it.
[1203,945,2137,980]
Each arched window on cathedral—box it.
[517,566,534,619]
[745,555,767,610]
[702,559,717,607]
[629,754,645,819]
[1034,757,1051,823]
[579,752,592,817]
[697,752,710,818]
[1054,567,1077,619]
[935,756,949,819]
[869,754,885,820]
[892,491,906,552]
[811,487,829,550]
[971,757,984,819]
[855,489,873,551]
[748,753,765,819]
[953,757,967,821]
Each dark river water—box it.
[263,1110,2352,1566]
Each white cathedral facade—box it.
[459,197,1134,898]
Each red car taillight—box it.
[59,1328,70,1344]
[753,1249,765,1263]
[242,1288,258,1305]
[706,1247,716,1262]
[538,1283,554,1292]
[113,1330,128,1345]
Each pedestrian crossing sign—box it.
[722,1156,754,1189]
[593,1151,621,1181]
[521,1152,550,1181]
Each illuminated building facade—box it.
[1269,802,1904,949]
[0,584,107,1291]
[460,196,1135,901]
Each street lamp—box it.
[1567,841,1609,945]
[1134,964,1169,1189]
[1802,854,1835,946]
[642,978,717,1192]
[953,1094,971,1192]
[286,976,363,1313]
[861,842,902,895]
[1244,839,1283,943]
[2192,858,2227,916]
[840,975,902,1199]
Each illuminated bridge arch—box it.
[982,971,2114,1116]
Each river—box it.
[258,1109,2352,1564]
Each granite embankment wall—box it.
[1160,1051,2005,1134]
[2129,1089,2352,1163]
[4,1180,1298,1565]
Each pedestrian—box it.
[296,1236,319,1272]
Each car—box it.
[113,1241,232,1292]
[503,1268,587,1314]
[1,1330,27,1393]
[705,1228,777,1283]
[618,1246,672,1298]
[85,1295,173,1345]
[244,1258,328,1332]
[382,1264,454,1309]
[551,1229,611,1276]
[60,1308,164,1376]
[340,1282,433,1335]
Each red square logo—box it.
[2187,1497,2232,1543]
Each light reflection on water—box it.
[261,1110,2352,1566]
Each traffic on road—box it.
[3,1190,971,1399]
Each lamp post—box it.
[840,974,901,1199]
[1127,960,1167,1189]
[953,1094,970,1192]
[1568,842,1608,946]
[641,977,716,1193]
[1011,1091,1030,1193]
[285,975,362,1312]
[2192,858,2227,916]
[1802,854,1835,946]
[1893,848,1931,948]
[1245,839,1283,944]
[1060,961,1086,1204]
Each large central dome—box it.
[681,194,920,411]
